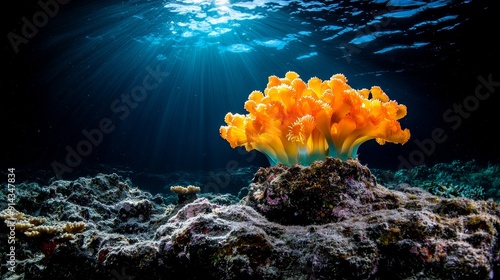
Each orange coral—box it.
[220,71,410,166]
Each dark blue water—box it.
[3,0,498,180]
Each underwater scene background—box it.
[2,1,500,279]
[3,0,499,179]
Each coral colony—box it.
[220,71,410,166]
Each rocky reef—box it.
[372,160,500,201]
[245,157,378,225]
[1,159,500,279]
